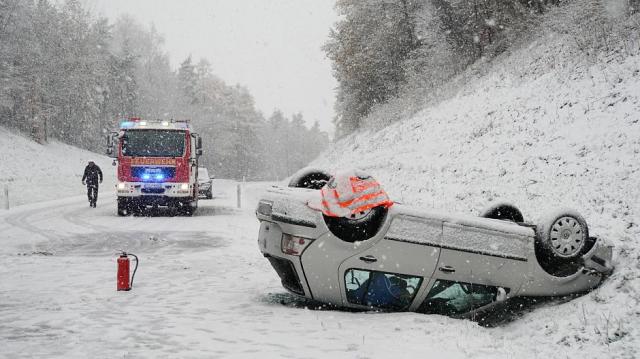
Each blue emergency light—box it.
[119,121,134,129]
[133,167,174,182]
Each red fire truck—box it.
[106,118,203,216]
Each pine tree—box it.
[324,0,423,136]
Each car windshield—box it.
[198,168,209,179]
[121,130,186,157]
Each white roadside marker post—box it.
[237,183,241,209]
[3,184,8,210]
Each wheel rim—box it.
[549,216,585,257]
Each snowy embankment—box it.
[0,127,116,208]
[312,26,640,358]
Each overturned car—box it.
[255,169,613,317]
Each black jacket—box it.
[82,164,103,186]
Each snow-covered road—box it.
[1,181,290,358]
[0,181,631,358]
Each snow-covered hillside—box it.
[0,127,116,208]
[312,20,640,358]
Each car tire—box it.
[206,190,213,199]
[479,202,524,222]
[323,206,388,243]
[288,168,331,190]
[535,209,589,276]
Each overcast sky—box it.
[80,0,338,133]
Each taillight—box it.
[281,234,313,256]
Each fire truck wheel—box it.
[131,204,144,216]
[180,201,197,216]
[117,198,130,216]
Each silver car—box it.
[255,169,613,317]
[197,167,213,199]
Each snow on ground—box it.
[0,126,116,208]
[311,24,640,359]
[0,178,484,359]
[0,130,480,358]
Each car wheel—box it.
[288,167,331,190]
[479,202,524,222]
[206,190,213,199]
[535,209,589,276]
[323,206,388,243]
[537,210,588,258]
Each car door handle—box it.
[359,255,377,263]
[438,265,456,273]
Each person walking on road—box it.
[82,161,103,208]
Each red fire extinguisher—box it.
[117,252,139,291]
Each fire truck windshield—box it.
[121,130,186,157]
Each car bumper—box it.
[258,220,314,298]
[582,238,614,275]
[518,237,614,297]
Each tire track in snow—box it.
[60,202,112,233]
[2,200,83,242]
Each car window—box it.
[416,279,501,315]
[345,269,422,310]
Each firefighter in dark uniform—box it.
[82,161,103,207]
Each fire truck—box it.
[106,118,203,216]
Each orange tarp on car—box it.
[312,170,393,218]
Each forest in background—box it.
[325,0,640,137]
[0,0,328,180]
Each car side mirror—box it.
[112,160,117,166]
[496,287,507,302]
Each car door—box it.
[435,222,529,287]
[337,215,443,310]
[415,221,529,315]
